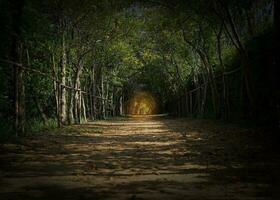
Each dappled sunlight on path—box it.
[0,117,279,199]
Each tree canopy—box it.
[0,0,278,135]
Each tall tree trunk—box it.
[15,45,25,135]
[88,89,92,119]
[73,61,84,124]
[185,92,189,115]
[94,64,102,118]
[51,52,61,127]
[119,94,123,116]
[221,2,256,111]
[201,84,208,116]
[190,92,193,117]
[78,89,82,122]
[198,51,218,117]
[60,31,67,125]
[105,81,110,117]
[217,24,230,119]
[66,77,74,124]
[81,93,87,122]
[200,70,208,116]
[9,0,25,135]
[91,67,96,120]
[73,76,81,124]
[101,69,106,119]
[111,89,115,117]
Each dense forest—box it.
[0,0,279,134]
[1,1,280,199]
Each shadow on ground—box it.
[0,116,279,199]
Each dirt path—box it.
[0,117,279,200]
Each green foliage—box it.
[0,0,276,137]
[26,118,57,134]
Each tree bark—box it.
[91,66,96,120]
[217,23,230,119]
[198,51,218,117]
[67,77,74,124]
[81,93,87,122]
[51,52,61,127]
[9,0,25,135]
[119,94,123,116]
[101,69,106,119]
[15,45,25,135]
[60,30,67,125]
[73,73,81,124]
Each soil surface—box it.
[0,116,280,200]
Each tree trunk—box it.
[81,93,87,122]
[15,45,25,135]
[9,0,25,135]
[185,92,189,115]
[119,95,123,116]
[111,89,115,117]
[200,71,208,116]
[223,2,256,111]
[190,92,193,117]
[67,78,74,124]
[91,70,96,120]
[198,51,218,117]
[60,31,67,125]
[202,84,208,116]
[88,84,94,120]
[72,60,84,124]
[51,53,61,127]
[217,24,230,119]
[78,89,82,122]
[101,70,106,119]
[105,81,110,117]
[74,76,81,124]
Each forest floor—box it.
[0,116,280,200]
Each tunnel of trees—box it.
[1,1,280,199]
[0,0,279,134]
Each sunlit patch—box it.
[126,91,158,115]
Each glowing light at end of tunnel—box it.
[127,91,158,115]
